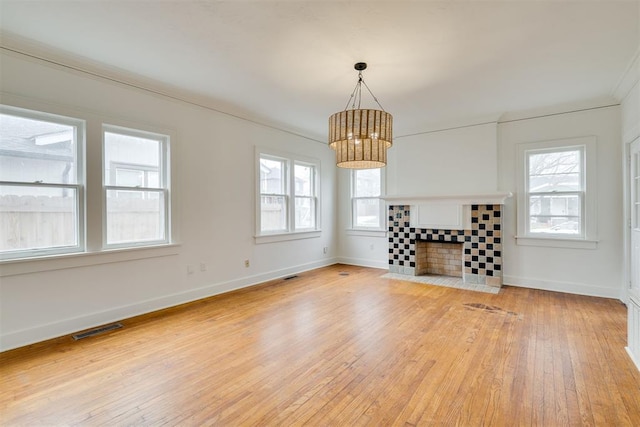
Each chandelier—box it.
[328,62,393,169]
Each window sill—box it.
[630,290,640,306]
[0,243,181,277]
[345,228,387,237]
[515,236,598,249]
[255,230,321,244]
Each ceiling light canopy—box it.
[328,62,392,169]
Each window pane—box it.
[260,158,285,194]
[354,169,381,197]
[260,195,286,232]
[529,195,581,235]
[105,132,161,188]
[0,113,77,184]
[354,198,381,228]
[529,194,580,216]
[295,197,315,229]
[0,184,78,252]
[116,168,144,187]
[106,189,165,244]
[294,164,313,196]
[528,150,581,192]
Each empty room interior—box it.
[1,1,640,425]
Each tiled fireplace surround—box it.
[388,204,503,288]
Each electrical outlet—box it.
[200,263,207,272]
[187,265,195,275]
[244,259,250,268]
[323,247,328,254]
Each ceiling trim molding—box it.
[496,98,619,124]
[0,32,326,145]
[612,46,640,101]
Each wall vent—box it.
[72,322,123,340]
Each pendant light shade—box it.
[328,63,393,169]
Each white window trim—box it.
[294,160,319,232]
[0,243,180,277]
[0,96,178,274]
[0,104,86,260]
[102,124,171,249]
[349,168,386,233]
[515,136,598,249]
[255,147,321,244]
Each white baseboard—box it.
[0,258,338,352]
[503,275,623,299]
[626,347,640,373]
[336,256,389,270]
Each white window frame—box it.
[350,168,386,232]
[258,153,289,234]
[293,160,318,232]
[103,124,171,249]
[0,104,85,260]
[255,148,321,244]
[516,136,597,249]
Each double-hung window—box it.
[294,162,317,230]
[352,168,384,230]
[0,106,84,259]
[103,125,170,247]
[257,150,319,241]
[259,155,288,233]
[517,136,596,248]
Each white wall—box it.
[0,51,337,351]
[619,50,640,304]
[387,123,498,196]
[339,104,624,298]
[0,47,632,351]
[337,123,499,268]
[617,46,639,371]
[336,168,389,269]
[498,106,623,298]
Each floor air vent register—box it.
[72,322,123,340]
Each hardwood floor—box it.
[1,264,639,426]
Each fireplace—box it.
[415,241,463,277]
[388,204,503,288]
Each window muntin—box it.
[526,147,584,236]
[257,151,320,237]
[0,106,84,259]
[103,126,169,247]
[259,156,288,233]
[294,162,317,230]
[352,168,384,229]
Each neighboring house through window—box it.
[256,149,320,242]
[0,105,84,259]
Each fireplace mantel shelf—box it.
[383,192,513,206]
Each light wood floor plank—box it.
[1,264,639,426]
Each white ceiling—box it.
[1,1,638,141]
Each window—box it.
[259,155,287,233]
[294,162,317,230]
[516,137,596,248]
[103,126,170,247]
[0,105,84,259]
[257,150,319,241]
[352,168,384,230]
[527,148,582,235]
